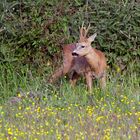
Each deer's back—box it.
[93,48,107,71]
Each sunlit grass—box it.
[0,65,140,139]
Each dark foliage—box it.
[0,0,140,74]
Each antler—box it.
[79,23,90,41]
[84,24,90,38]
[79,22,85,41]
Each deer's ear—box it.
[88,33,97,43]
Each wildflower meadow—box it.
[0,0,140,139]
[0,65,140,139]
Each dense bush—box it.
[0,0,140,74]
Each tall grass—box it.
[0,64,140,139]
[0,64,44,103]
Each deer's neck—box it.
[85,48,100,74]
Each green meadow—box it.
[0,0,140,139]
[0,64,140,139]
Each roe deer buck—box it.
[50,24,107,92]
[49,43,93,88]
[72,24,107,90]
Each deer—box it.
[49,24,107,92]
[49,43,92,88]
[72,24,107,89]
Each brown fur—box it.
[50,25,107,92]
[49,43,94,88]
[72,25,107,91]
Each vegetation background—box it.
[0,0,140,139]
[0,0,140,73]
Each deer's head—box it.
[72,24,97,57]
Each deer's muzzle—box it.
[72,52,79,57]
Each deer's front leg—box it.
[69,72,79,87]
[85,72,93,93]
[99,74,106,89]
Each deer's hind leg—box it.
[50,58,73,83]
[50,64,70,82]
[85,72,93,93]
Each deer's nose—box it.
[72,51,79,56]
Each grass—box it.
[0,64,140,140]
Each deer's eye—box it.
[81,45,85,48]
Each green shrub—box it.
[0,0,139,74]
